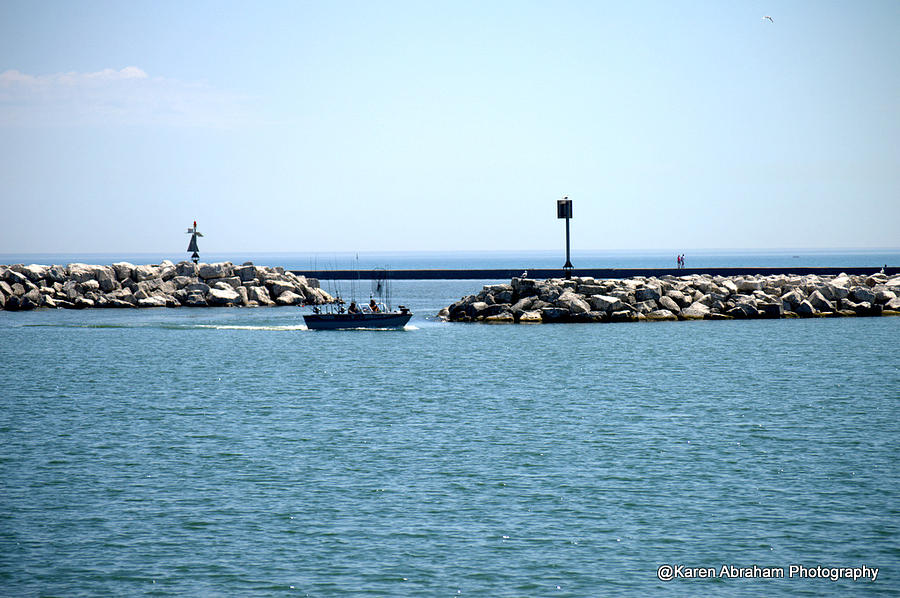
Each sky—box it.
[0,0,898,256]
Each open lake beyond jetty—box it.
[1,251,898,596]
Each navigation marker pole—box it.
[557,196,574,279]
[186,220,203,263]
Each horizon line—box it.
[3,246,900,258]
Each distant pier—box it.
[291,266,897,280]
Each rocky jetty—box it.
[440,272,900,323]
[0,261,333,311]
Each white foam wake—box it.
[194,324,308,331]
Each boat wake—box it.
[305,325,418,332]
[23,322,419,332]
[193,324,308,331]
[23,323,310,331]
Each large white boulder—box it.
[646,309,678,321]
[248,286,274,306]
[133,265,160,282]
[175,261,199,277]
[111,262,135,281]
[311,288,333,304]
[736,278,762,291]
[518,310,542,322]
[158,260,176,281]
[823,283,849,300]
[808,290,835,312]
[681,304,709,319]
[832,274,852,288]
[171,276,193,289]
[95,266,118,291]
[21,264,49,282]
[208,286,241,305]
[466,301,489,317]
[634,300,658,315]
[185,282,210,294]
[235,264,256,283]
[275,290,304,306]
[780,289,805,309]
[216,276,242,290]
[665,290,691,308]
[67,263,97,282]
[236,286,249,306]
[137,296,167,308]
[510,297,534,312]
[270,281,300,297]
[556,290,591,314]
[634,287,661,302]
[46,265,68,283]
[588,294,624,312]
[199,262,234,280]
[659,295,681,314]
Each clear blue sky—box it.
[1,0,897,255]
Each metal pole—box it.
[557,196,573,279]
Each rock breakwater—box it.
[0,261,333,311]
[440,273,900,323]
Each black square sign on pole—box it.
[557,196,573,278]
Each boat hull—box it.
[303,312,412,330]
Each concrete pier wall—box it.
[292,266,897,281]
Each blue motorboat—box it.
[303,268,412,330]
[303,307,412,330]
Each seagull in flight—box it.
[763,15,774,23]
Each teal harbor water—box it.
[1,279,898,596]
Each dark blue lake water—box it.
[1,276,899,596]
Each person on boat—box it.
[348,301,360,314]
[369,298,379,313]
